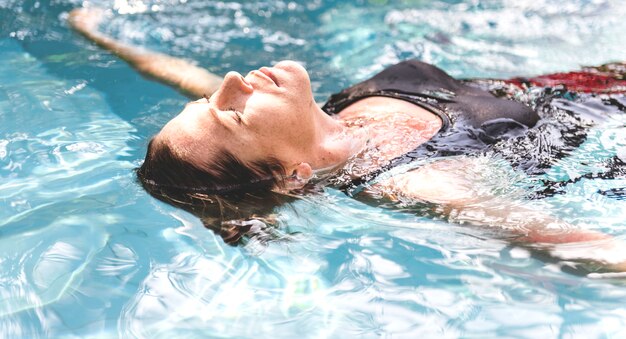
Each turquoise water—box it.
[2,0,626,337]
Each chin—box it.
[280,61,313,91]
[275,60,309,79]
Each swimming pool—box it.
[2,0,626,337]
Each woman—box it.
[70,8,626,273]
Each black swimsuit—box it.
[321,60,541,192]
[323,60,539,131]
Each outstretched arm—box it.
[68,8,222,98]
[374,157,626,274]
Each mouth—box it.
[258,67,280,87]
[239,74,252,87]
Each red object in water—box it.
[506,68,626,94]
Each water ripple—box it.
[2,0,626,337]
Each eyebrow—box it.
[207,106,219,120]
[186,99,236,132]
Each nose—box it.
[223,71,253,93]
[212,71,253,109]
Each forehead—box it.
[162,102,207,138]
[157,101,221,161]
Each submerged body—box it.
[69,8,626,274]
[323,59,539,191]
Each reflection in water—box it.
[119,250,336,337]
[0,39,134,335]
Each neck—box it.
[305,106,367,170]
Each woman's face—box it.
[158,60,320,169]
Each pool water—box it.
[2,0,626,337]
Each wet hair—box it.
[136,137,295,245]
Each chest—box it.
[337,96,443,161]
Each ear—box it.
[282,162,313,190]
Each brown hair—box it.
[136,137,294,245]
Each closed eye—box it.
[227,107,243,124]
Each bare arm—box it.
[373,157,626,274]
[68,8,222,98]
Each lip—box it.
[239,74,253,88]
[258,67,279,87]
[240,75,250,86]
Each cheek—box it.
[290,75,312,97]
[246,98,290,127]
[248,109,303,149]
[262,109,298,135]
[243,92,311,139]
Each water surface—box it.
[2,0,626,337]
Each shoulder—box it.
[371,157,482,205]
[322,59,457,115]
[372,59,457,84]
[370,156,517,206]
